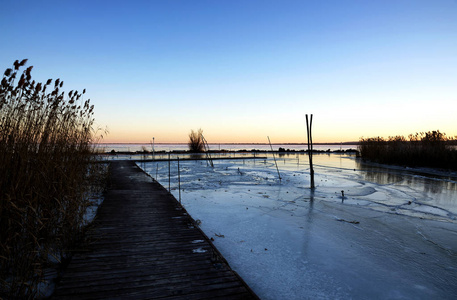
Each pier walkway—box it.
[53,161,258,299]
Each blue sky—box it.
[1,0,456,143]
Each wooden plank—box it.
[58,268,237,286]
[56,278,244,299]
[52,161,258,299]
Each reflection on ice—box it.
[139,154,457,299]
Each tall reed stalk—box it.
[0,59,104,298]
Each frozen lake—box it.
[139,153,457,299]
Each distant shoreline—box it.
[95,142,360,154]
[99,142,360,145]
[97,149,360,155]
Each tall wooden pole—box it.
[306,114,315,189]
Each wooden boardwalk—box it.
[53,161,258,299]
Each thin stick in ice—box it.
[267,136,282,181]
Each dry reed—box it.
[359,131,457,170]
[0,60,105,298]
[188,128,204,153]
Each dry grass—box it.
[188,128,204,153]
[359,131,457,170]
[0,60,106,298]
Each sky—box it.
[1,0,456,143]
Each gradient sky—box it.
[1,0,456,143]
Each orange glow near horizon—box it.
[99,125,457,145]
[97,105,457,145]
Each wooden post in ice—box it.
[152,137,155,161]
[178,157,181,203]
[306,114,315,189]
[168,153,171,192]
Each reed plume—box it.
[0,60,106,298]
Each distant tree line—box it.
[359,130,457,170]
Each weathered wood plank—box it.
[52,161,258,299]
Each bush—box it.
[188,128,204,152]
[0,60,105,298]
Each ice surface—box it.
[140,154,457,299]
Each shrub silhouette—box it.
[188,128,204,152]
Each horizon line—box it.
[98,141,360,145]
